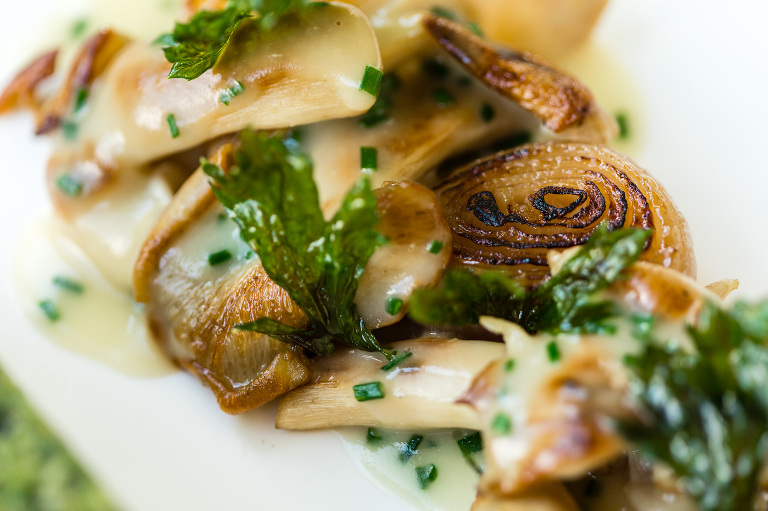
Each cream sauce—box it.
[11,215,173,377]
[338,427,479,511]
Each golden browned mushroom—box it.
[436,142,696,286]
[422,15,617,143]
[135,143,456,413]
[135,144,314,414]
[36,29,129,134]
[0,49,57,114]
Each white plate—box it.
[1,1,767,510]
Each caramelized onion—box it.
[435,143,696,285]
[0,49,57,114]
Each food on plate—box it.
[3,0,768,510]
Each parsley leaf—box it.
[158,0,310,80]
[203,129,390,358]
[409,225,650,334]
[621,300,768,511]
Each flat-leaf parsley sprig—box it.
[203,129,391,358]
[621,299,768,511]
[157,0,311,80]
[409,225,651,334]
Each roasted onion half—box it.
[436,142,696,285]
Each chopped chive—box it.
[52,276,84,294]
[480,102,495,122]
[367,427,383,443]
[381,350,412,371]
[73,88,88,113]
[630,313,655,342]
[399,434,424,463]
[38,300,60,322]
[430,6,457,20]
[491,412,512,435]
[61,120,78,140]
[359,73,400,128]
[466,22,484,37]
[615,112,630,139]
[360,146,378,172]
[422,58,450,80]
[457,431,483,457]
[217,212,228,222]
[353,381,385,402]
[504,358,516,372]
[166,113,180,138]
[71,18,88,39]
[427,240,444,254]
[385,296,404,316]
[432,88,455,107]
[359,65,383,97]
[243,250,255,260]
[219,81,245,106]
[546,340,561,362]
[207,249,232,266]
[55,174,83,197]
[415,464,438,489]
[456,76,473,88]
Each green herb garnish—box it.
[367,427,383,443]
[205,130,390,357]
[457,431,483,457]
[166,114,180,138]
[409,225,650,334]
[158,0,310,80]
[360,146,378,172]
[73,88,88,113]
[207,249,232,266]
[620,300,768,511]
[422,58,450,80]
[359,65,383,97]
[53,276,84,294]
[503,359,516,372]
[385,297,403,316]
[432,88,455,107]
[353,381,385,402]
[38,300,60,322]
[70,18,88,39]
[219,80,245,105]
[358,73,400,128]
[415,464,438,489]
[426,240,443,254]
[615,112,630,139]
[399,434,424,463]
[546,340,561,362]
[381,350,412,371]
[61,120,78,140]
[491,413,512,435]
[480,102,495,122]
[55,174,83,198]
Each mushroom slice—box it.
[36,29,129,135]
[422,15,616,143]
[135,145,314,414]
[435,142,696,286]
[0,49,57,114]
[355,181,452,328]
[303,54,537,214]
[50,2,379,175]
[276,339,504,430]
[465,264,724,498]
